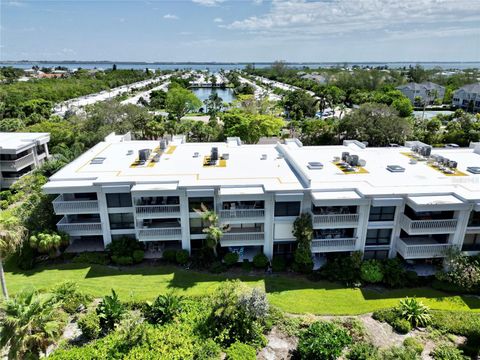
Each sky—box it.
[0,0,479,62]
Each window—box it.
[462,234,480,251]
[366,229,392,246]
[369,206,395,221]
[188,197,214,212]
[468,211,480,227]
[106,193,132,208]
[275,202,301,217]
[364,250,389,260]
[109,213,134,229]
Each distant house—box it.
[300,72,327,84]
[452,83,480,113]
[396,82,445,105]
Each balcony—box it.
[312,213,359,228]
[396,237,454,259]
[0,152,34,171]
[219,209,265,220]
[137,227,182,241]
[56,217,103,236]
[311,238,357,253]
[53,195,99,214]
[399,214,457,235]
[220,232,265,246]
[136,205,181,219]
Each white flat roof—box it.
[408,195,463,206]
[131,183,178,192]
[312,190,361,200]
[220,186,264,196]
[0,132,50,152]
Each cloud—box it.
[213,17,223,23]
[163,13,179,20]
[5,0,27,7]
[192,0,224,7]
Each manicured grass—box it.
[5,263,480,315]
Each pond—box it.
[191,87,236,104]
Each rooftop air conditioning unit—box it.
[261,154,267,160]
[341,152,349,161]
[211,147,219,161]
[139,149,151,162]
[222,153,229,160]
[358,159,366,167]
[193,152,199,158]
[160,139,167,150]
[127,150,134,155]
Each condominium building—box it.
[452,83,480,113]
[43,133,480,262]
[0,132,51,189]
[396,82,445,105]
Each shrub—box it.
[132,250,144,263]
[439,251,480,291]
[347,342,380,360]
[360,260,384,283]
[253,253,269,269]
[162,249,177,262]
[381,345,421,360]
[209,260,226,273]
[318,252,362,285]
[431,344,467,360]
[107,237,143,262]
[144,293,184,325]
[96,290,126,333]
[393,318,413,334]
[225,342,256,360]
[293,245,313,273]
[382,258,406,287]
[297,321,352,360]
[72,252,109,265]
[111,255,133,265]
[52,281,92,314]
[372,307,400,324]
[403,337,424,355]
[175,249,189,265]
[399,298,431,327]
[272,257,287,272]
[78,310,101,340]
[193,338,221,360]
[29,231,68,257]
[242,259,253,272]
[405,270,419,286]
[223,252,239,267]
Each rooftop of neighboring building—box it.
[0,132,50,153]
[454,83,480,95]
[396,82,445,91]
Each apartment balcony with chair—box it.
[137,218,182,241]
[399,214,457,235]
[220,224,265,246]
[53,194,99,214]
[135,196,181,218]
[395,236,454,259]
[311,205,359,228]
[56,215,103,236]
[0,152,34,171]
[219,201,265,221]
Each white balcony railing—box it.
[399,214,457,234]
[53,195,99,214]
[396,238,454,259]
[56,217,103,235]
[0,152,34,171]
[220,232,265,246]
[137,227,182,241]
[135,205,181,218]
[219,209,265,219]
[312,213,359,228]
[311,238,357,252]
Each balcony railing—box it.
[56,217,103,235]
[219,209,265,219]
[399,214,457,235]
[135,205,181,218]
[53,195,99,214]
[137,227,182,241]
[311,238,357,252]
[0,152,34,171]
[312,213,359,228]
[396,238,454,259]
[220,232,265,246]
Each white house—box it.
[452,83,480,113]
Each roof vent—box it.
[386,165,405,173]
[127,150,134,155]
[222,153,229,160]
[467,166,480,174]
[261,154,267,160]
[308,162,323,170]
[193,152,199,158]
[90,157,106,164]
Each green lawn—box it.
[6,263,480,315]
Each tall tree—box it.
[204,92,224,121]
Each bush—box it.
[403,337,424,354]
[223,252,239,267]
[405,271,419,286]
[360,260,384,283]
[78,310,101,340]
[381,345,420,360]
[209,260,226,273]
[372,307,400,324]
[431,344,467,360]
[96,290,126,333]
[163,249,177,262]
[193,338,221,360]
[52,281,92,314]
[399,298,431,327]
[111,255,133,265]
[72,252,109,265]
[272,257,287,272]
[16,242,36,270]
[393,318,412,334]
[382,258,406,288]
[242,259,253,272]
[132,250,144,264]
[107,237,143,263]
[317,252,362,285]
[297,321,352,360]
[347,342,380,360]
[225,342,256,360]
[252,253,269,269]
[175,249,189,265]
[144,293,184,325]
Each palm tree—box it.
[0,289,66,359]
[194,203,229,257]
[0,212,26,299]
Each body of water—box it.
[1,61,479,71]
[191,87,235,104]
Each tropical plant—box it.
[399,297,431,327]
[223,252,239,267]
[96,289,126,332]
[144,293,184,325]
[430,344,467,360]
[51,281,91,314]
[78,310,101,340]
[195,203,229,257]
[0,289,66,359]
[360,259,384,283]
[29,231,68,257]
[0,212,26,299]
